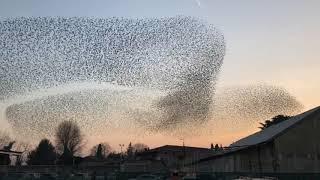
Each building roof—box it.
[151,145,212,152]
[136,145,213,157]
[193,106,320,164]
[230,106,320,147]
[0,149,22,156]
[82,156,104,162]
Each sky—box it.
[0,0,319,150]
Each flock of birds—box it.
[0,17,302,140]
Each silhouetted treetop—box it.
[132,143,149,153]
[210,143,214,150]
[55,120,83,156]
[259,115,292,130]
[27,138,56,165]
[90,142,112,159]
[127,142,133,157]
[0,131,12,149]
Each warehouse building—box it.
[137,145,215,170]
[192,106,320,173]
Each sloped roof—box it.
[0,149,22,155]
[193,106,320,164]
[230,106,320,147]
[152,145,211,152]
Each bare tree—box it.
[0,131,12,149]
[13,141,32,165]
[55,120,83,156]
[90,142,112,159]
[132,143,149,153]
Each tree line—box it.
[0,120,149,166]
[0,114,292,165]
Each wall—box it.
[193,110,320,173]
[275,110,320,173]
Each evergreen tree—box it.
[58,148,73,165]
[127,142,133,157]
[27,139,56,165]
[90,142,112,159]
[96,144,103,159]
[259,115,291,130]
[214,144,219,151]
[220,144,223,151]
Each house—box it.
[136,145,215,170]
[77,156,121,174]
[120,159,168,173]
[80,156,108,167]
[0,149,22,165]
[191,106,320,173]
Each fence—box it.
[1,166,320,180]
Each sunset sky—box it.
[0,0,319,151]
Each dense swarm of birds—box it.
[0,17,224,98]
[0,17,303,140]
[213,84,303,120]
[0,16,225,138]
[207,84,303,135]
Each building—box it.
[120,159,168,173]
[137,145,215,170]
[192,106,320,173]
[0,149,22,165]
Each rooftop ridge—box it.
[230,106,320,147]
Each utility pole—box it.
[180,138,185,147]
[180,138,186,171]
[119,144,124,160]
